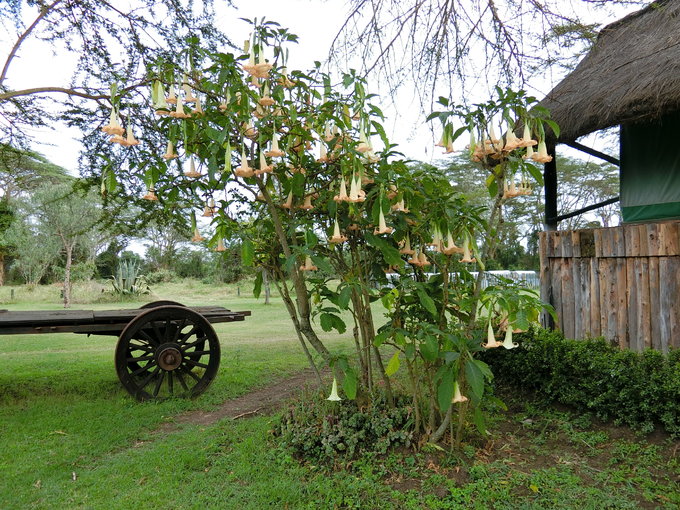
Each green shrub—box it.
[145,268,177,284]
[481,329,680,436]
[273,390,413,460]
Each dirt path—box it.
[155,368,322,434]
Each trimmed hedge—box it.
[482,329,680,436]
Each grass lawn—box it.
[0,280,678,509]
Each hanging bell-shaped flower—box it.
[399,234,415,255]
[373,207,393,235]
[162,141,179,160]
[166,85,177,105]
[184,157,202,178]
[265,131,284,158]
[326,377,342,401]
[518,123,538,148]
[299,255,318,271]
[191,226,205,243]
[460,237,476,264]
[531,140,553,164]
[483,321,502,349]
[502,326,519,349]
[299,194,314,211]
[254,151,273,176]
[452,381,468,404]
[215,238,227,252]
[333,177,349,202]
[234,148,255,178]
[329,218,348,244]
[442,231,463,256]
[142,187,158,201]
[281,191,294,209]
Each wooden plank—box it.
[648,257,662,351]
[615,258,628,348]
[612,227,626,257]
[562,258,575,339]
[637,258,651,351]
[594,228,603,258]
[599,259,613,341]
[0,310,95,325]
[659,257,673,354]
[669,258,680,350]
[561,231,573,258]
[660,222,680,256]
[590,257,601,337]
[551,258,563,334]
[572,256,582,338]
[571,231,581,258]
[646,224,661,257]
[624,224,641,258]
[576,258,591,339]
[626,258,638,351]
[599,228,612,257]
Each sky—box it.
[0,0,638,174]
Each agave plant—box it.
[111,260,150,296]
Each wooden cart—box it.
[0,301,250,400]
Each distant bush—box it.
[145,268,177,284]
[482,329,680,436]
[274,390,413,460]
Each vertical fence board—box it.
[561,258,575,339]
[669,258,680,350]
[589,258,601,337]
[649,257,662,351]
[659,257,672,353]
[626,258,638,350]
[615,258,628,348]
[638,258,651,350]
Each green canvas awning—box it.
[620,112,680,223]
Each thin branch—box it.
[0,0,64,85]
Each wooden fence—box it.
[538,221,680,352]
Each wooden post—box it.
[544,142,558,231]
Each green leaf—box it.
[437,369,454,412]
[465,359,485,401]
[338,285,352,309]
[365,232,402,266]
[525,162,544,185]
[253,270,263,299]
[320,313,334,332]
[342,368,358,399]
[417,290,437,317]
[385,351,400,376]
[420,335,439,362]
[544,118,560,138]
[310,255,333,274]
[486,173,498,198]
[373,331,389,347]
[292,172,305,196]
[444,351,461,363]
[472,359,494,380]
[241,239,254,266]
[472,406,487,435]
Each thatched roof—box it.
[540,0,680,143]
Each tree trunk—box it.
[63,244,73,308]
[0,253,4,286]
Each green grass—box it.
[0,281,678,509]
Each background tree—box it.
[31,183,102,306]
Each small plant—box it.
[110,259,149,296]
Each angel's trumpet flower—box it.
[483,322,502,349]
[184,157,202,178]
[299,255,317,271]
[452,381,468,403]
[333,177,349,202]
[329,218,348,244]
[502,326,518,349]
[373,207,393,235]
[326,377,341,401]
[162,141,179,160]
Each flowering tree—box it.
[101,21,554,444]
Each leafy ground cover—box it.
[0,282,677,509]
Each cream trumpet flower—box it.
[110,133,126,145]
[152,81,169,114]
[258,83,275,107]
[531,140,553,163]
[386,185,398,200]
[242,120,258,139]
[364,150,380,164]
[254,151,274,176]
[299,194,314,211]
[429,227,443,251]
[418,250,431,267]
[460,237,476,264]
[518,123,538,148]
[242,37,256,74]
[407,248,420,265]
[483,321,502,349]
[191,226,205,243]
[253,53,273,78]
[523,144,535,160]
[223,144,232,174]
[201,198,216,217]
[348,174,366,203]
[279,66,295,88]
[452,381,468,404]
[102,108,124,136]
[399,235,415,255]
[234,148,255,178]
[317,143,330,163]
[502,326,518,349]
[323,121,334,142]
[329,218,348,244]
[373,207,393,235]
[265,131,284,158]
[333,177,349,202]
[191,96,203,116]
[326,377,342,401]
[169,94,191,119]
[218,91,230,112]
[142,187,158,201]
[299,255,317,271]
[166,86,177,105]
[503,129,521,151]
[281,191,294,209]
[391,198,409,213]
[442,231,463,255]
[356,131,372,153]
[162,141,179,160]
[503,177,519,199]
[184,157,202,178]
[120,125,139,147]
[215,238,227,252]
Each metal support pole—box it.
[544,142,558,231]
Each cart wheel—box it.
[140,300,185,309]
[115,305,220,400]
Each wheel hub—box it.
[157,344,182,371]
